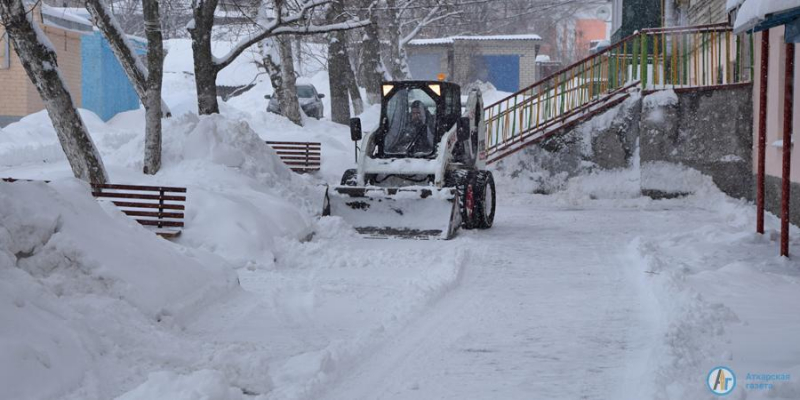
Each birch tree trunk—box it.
[260,38,284,105]
[85,0,167,175]
[141,0,164,174]
[278,35,303,125]
[0,0,108,184]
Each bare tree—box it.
[85,0,168,174]
[0,0,108,183]
[278,35,304,124]
[378,0,458,80]
[187,0,370,115]
[359,19,383,104]
[325,0,352,124]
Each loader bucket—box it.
[326,186,460,239]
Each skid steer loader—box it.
[323,80,496,239]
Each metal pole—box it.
[781,42,795,258]
[757,30,770,234]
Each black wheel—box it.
[340,169,358,186]
[446,170,477,230]
[474,171,496,229]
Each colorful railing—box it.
[484,23,753,164]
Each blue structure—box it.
[482,55,520,93]
[81,32,146,121]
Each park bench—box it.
[3,178,186,239]
[90,183,187,239]
[266,141,321,173]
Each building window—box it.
[0,31,9,69]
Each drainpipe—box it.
[780,42,795,257]
[758,31,769,234]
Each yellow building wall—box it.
[0,8,84,121]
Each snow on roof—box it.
[535,54,551,62]
[409,34,542,46]
[725,0,745,12]
[41,5,93,34]
[733,0,800,33]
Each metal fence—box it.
[484,23,753,163]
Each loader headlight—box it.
[382,84,394,96]
[428,84,441,96]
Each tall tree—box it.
[188,0,369,115]
[326,1,350,124]
[0,0,108,183]
[359,20,383,104]
[84,0,169,175]
[140,0,165,173]
[278,35,303,125]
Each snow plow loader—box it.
[323,80,496,239]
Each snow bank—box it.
[734,0,800,32]
[624,189,800,399]
[115,370,245,400]
[0,180,237,400]
[2,107,318,269]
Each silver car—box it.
[266,84,325,119]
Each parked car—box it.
[266,84,325,119]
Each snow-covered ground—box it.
[2,59,800,399]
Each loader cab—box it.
[376,81,461,159]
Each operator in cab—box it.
[385,99,435,156]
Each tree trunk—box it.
[343,45,364,115]
[360,22,382,104]
[383,0,404,80]
[0,1,108,184]
[142,0,164,174]
[278,35,303,125]
[260,38,284,105]
[84,0,147,98]
[327,2,351,124]
[189,0,220,115]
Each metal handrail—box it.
[484,23,754,163]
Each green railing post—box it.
[633,36,639,81]
[641,33,648,89]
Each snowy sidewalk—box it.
[319,198,712,400]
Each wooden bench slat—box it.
[93,192,186,201]
[136,219,184,227]
[270,147,321,152]
[91,183,187,193]
[283,161,322,166]
[274,150,322,155]
[111,201,185,210]
[156,230,182,239]
[277,156,322,161]
[266,141,322,146]
[122,210,184,219]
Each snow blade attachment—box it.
[327,186,461,240]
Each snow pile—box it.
[734,0,800,32]
[640,161,715,194]
[641,89,677,123]
[2,108,318,269]
[625,190,800,399]
[0,180,237,400]
[115,370,245,400]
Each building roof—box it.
[40,5,93,34]
[408,34,542,46]
[733,0,800,33]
